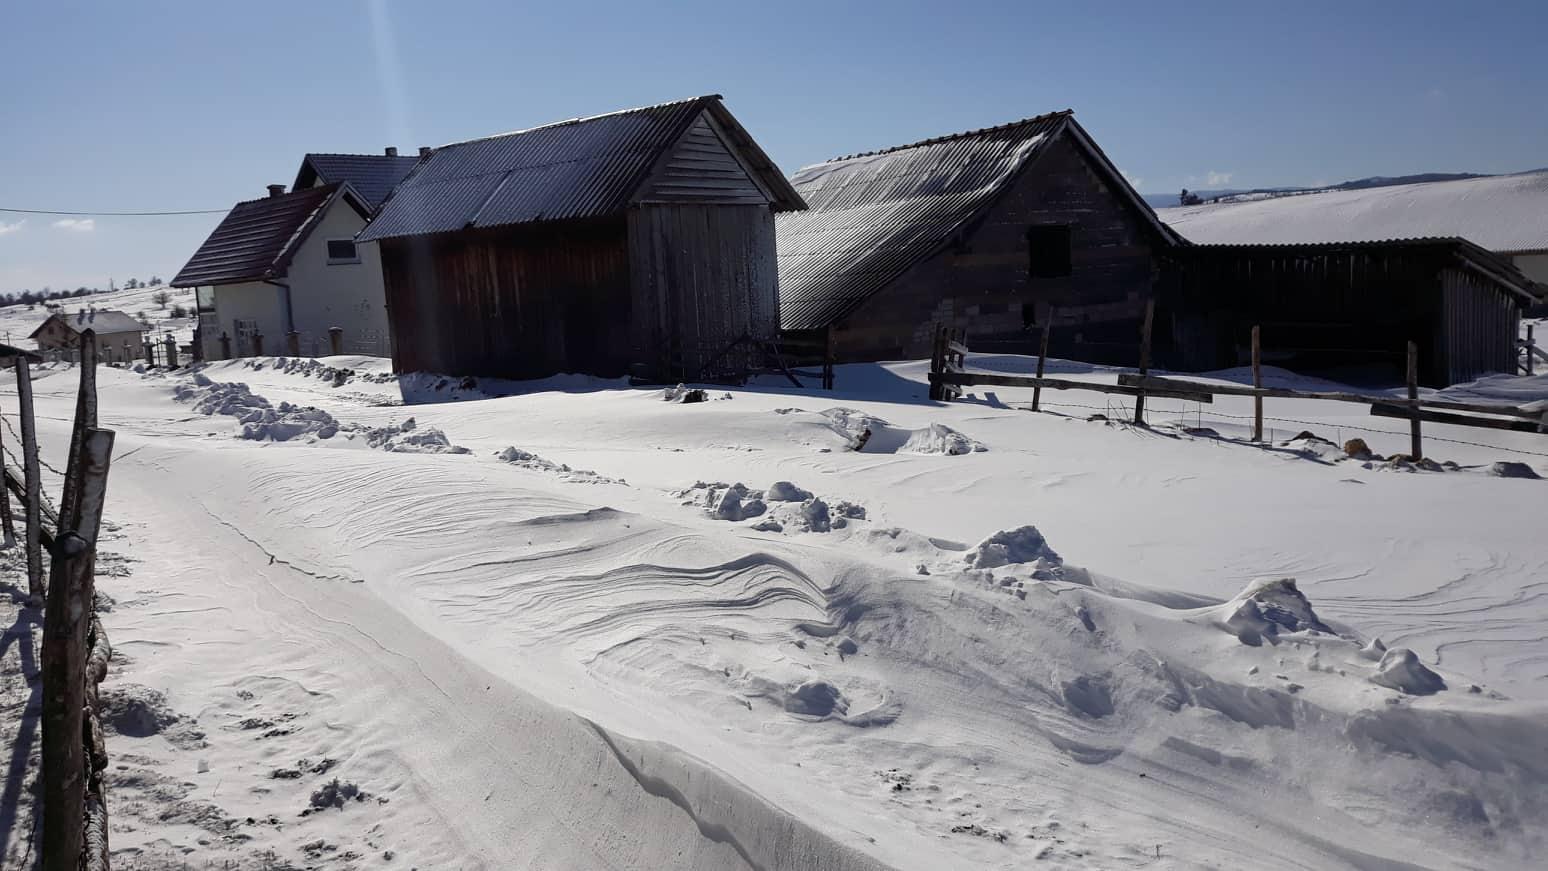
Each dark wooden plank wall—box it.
[1441,267,1520,384]
[627,203,778,374]
[828,132,1159,363]
[642,115,769,206]
[380,218,632,378]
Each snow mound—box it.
[495,447,625,484]
[1370,647,1447,695]
[809,408,986,455]
[1213,578,1332,645]
[174,378,341,442]
[677,481,866,533]
[1489,461,1541,479]
[360,417,470,454]
[964,525,1061,570]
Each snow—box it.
[3,350,1547,869]
[1158,169,1548,252]
[0,282,197,351]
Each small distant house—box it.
[776,110,1181,364]
[30,309,148,362]
[357,95,806,381]
[173,180,395,359]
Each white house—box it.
[173,157,416,360]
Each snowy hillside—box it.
[0,282,197,350]
[3,353,1546,869]
[1158,169,1548,251]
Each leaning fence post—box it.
[1529,325,1536,376]
[15,356,42,603]
[1407,341,1422,460]
[40,426,115,871]
[1251,325,1263,442]
[1032,308,1052,412]
[0,391,13,549]
[1133,299,1155,425]
[329,326,344,356]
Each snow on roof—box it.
[30,308,146,338]
[1159,170,1548,253]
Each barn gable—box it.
[640,113,772,206]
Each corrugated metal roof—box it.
[293,153,421,210]
[29,309,145,338]
[776,112,1072,331]
[360,96,803,242]
[1158,170,1548,254]
[172,184,349,287]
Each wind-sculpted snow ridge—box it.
[172,373,468,453]
[115,410,1548,869]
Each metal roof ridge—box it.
[813,109,1073,165]
[434,94,723,149]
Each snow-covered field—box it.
[0,283,198,351]
[2,352,1546,869]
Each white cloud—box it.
[52,218,95,232]
[0,219,24,236]
[1205,171,1234,187]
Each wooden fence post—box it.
[329,327,344,356]
[1407,341,1422,460]
[0,391,12,549]
[928,324,944,402]
[165,334,178,368]
[40,427,115,871]
[220,331,232,360]
[287,331,301,356]
[1032,309,1052,412]
[1252,325,1263,442]
[1529,324,1536,376]
[253,332,264,357]
[15,357,42,603]
[1133,299,1155,425]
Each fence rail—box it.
[927,319,1548,460]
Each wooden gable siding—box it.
[642,114,770,206]
[1440,267,1519,384]
[828,131,1159,362]
[379,218,632,379]
[627,203,777,375]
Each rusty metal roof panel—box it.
[776,111,1071,330]
[360,97,713,241]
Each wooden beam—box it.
[1407,341,1422,460]
[1116,373,1545,421]
[931,371,1213,403]
[1370,403,1548,434]
[1032,316,1051,413]
[1134,299,1155,425]
[1251,325,1263,442]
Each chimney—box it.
[267,184,285,198]
[385,146,399,157]
[418,146,431,158]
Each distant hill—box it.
[1142,171,1517,210]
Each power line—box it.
[0,206,228,217]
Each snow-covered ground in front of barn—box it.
[3,351,1547,870]
[0,282,198,351]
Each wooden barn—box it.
[1159,239,1537,386]
[358,95,805,381]
[776,110,1182,364]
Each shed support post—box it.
[1407,341,1422,460]
[1133,299,1155,426]
[1251,325,1263,442]
[1032,309,1052,413]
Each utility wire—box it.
[0,206,228,217]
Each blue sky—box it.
[2,0,1544,292]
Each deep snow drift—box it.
[3,353,1546,870]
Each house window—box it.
[1027,225,1072,278]
[326,239,360,264]
[195,286,217,313]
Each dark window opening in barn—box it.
[1026,225,1072,278]
[326,239,360,264]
